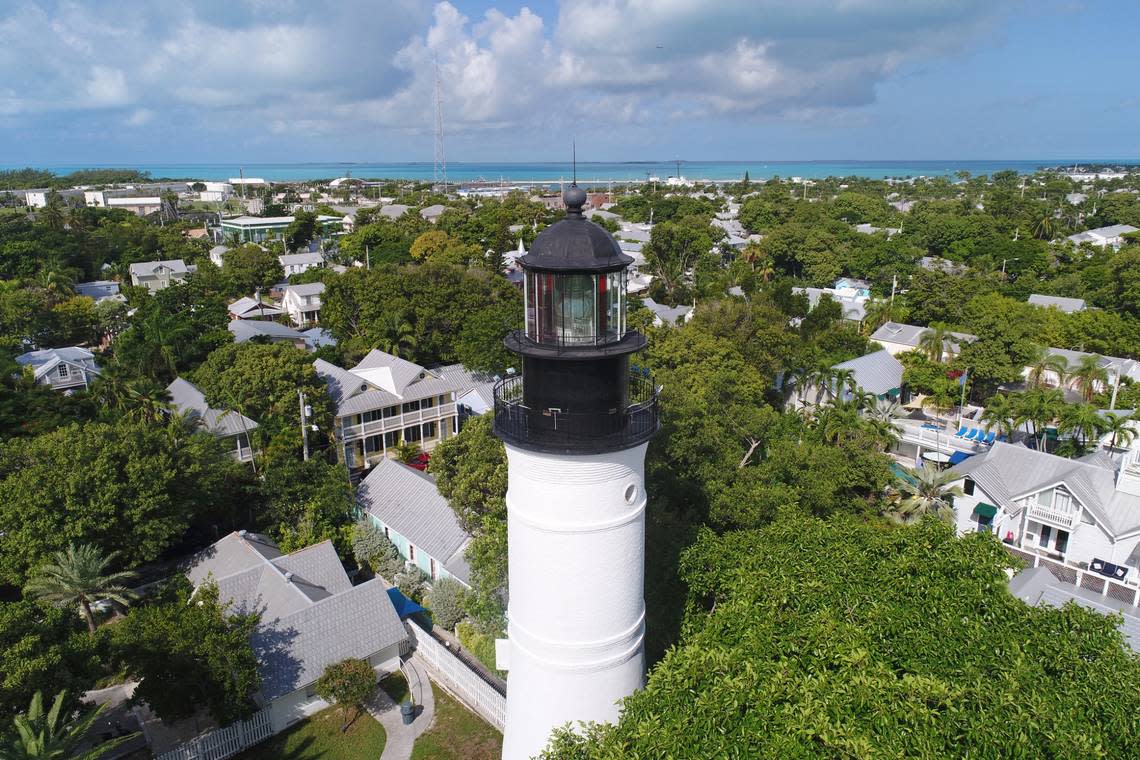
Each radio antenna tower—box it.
[433,60,447,187]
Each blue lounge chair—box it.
[953,425,968,437]
[962,429,979,441]
[981,431,996,445]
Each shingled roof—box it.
[184,532,406,702]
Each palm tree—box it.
[36,269,76,300]
[1024,344,1069,389]
[917,323,952,363]
[1101,412,1136,450]
[24,545,137,633]
[980,394,1016,440]
[1070,354,1108,402]
[378,312,418,360]
[118,310,193,380]
[1031,210,1056,241]
[1058,403,1105,450]
[861,298,908,334]
[861,400,903,451]
[830,368,857,402]
[2,690,137,760]
[886,466,963,524]
[816,404,863,445]
[1013,387,1064,451]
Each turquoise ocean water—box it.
[5,159,1133,183]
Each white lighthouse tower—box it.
[493,183,659,759]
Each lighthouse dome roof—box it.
[519,185,632,273]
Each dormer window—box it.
[57,364,69,378]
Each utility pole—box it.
[299,390,310,461]
[1110,369,1121,411]
[890,274,897,306]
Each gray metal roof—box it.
[228,319,306,343]
[1045,348,1140,382]
[832,349,904,396]
[641,297,693,326]
[286,281,325,297]
[279,252,324,266]
[352,350,426,396]
[74,280,122,301]
[167,377,259,437]
[1028,294,1086,313]
[228,297,285,318]
[129,259,188,277]
[869,321,977,352]
[379,204,409,219]
[357,459,472,585]
[951,442,1140,537]
[15,347,99,379]
[185,532,406,702]
[793,287,867,322]
[1009,567,1139,653]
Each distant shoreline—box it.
[3,159,1138,184]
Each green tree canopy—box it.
[115,578,260,726]
[545,517,1140,759]
[0,419,247,585]
[222,243,284,294]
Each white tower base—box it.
[500,442,648,760]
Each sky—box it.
[0,0,1137,165]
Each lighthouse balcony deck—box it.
[492,373,659,454]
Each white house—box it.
[1066,224,1138,249]
[357,458,473,587]
[1027,294,1086,313]
[209,245,229,268]
[793,286,867,325]
[1025,348,1140,395]
[25,190,48,208]
[870,321,976,360]
[281,282,324,327]
[279,252,325,277]
[129,259,190,291]
[14,347,100,392]
[167,378,259,462]
[948,441,1140,585]
[640,297,693,327]
[314,350,463,470]
[199,182,233,203]
[107,197,162,216]
[184,531,407,733]
[419,204,448,222]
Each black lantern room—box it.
[493,184,658,454]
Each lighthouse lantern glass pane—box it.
[557,274,596,344]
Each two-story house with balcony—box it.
[167,377,259,462]
[314,350,461,471]
[281,282,324,327]
[15,347,100,392]
[129,259,191,291]
[948,441,1140,583]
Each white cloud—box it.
[0,0,1013,153]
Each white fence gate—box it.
[153,709,272,760]
[406,622,506,730]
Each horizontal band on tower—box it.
[506,611,646,673]
[506,496,646,534]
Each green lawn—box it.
[411,683,501,760]
[233,706,385,760]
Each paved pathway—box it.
[370,656,436,760]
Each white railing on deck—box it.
[1026,501,1079,530]
[1004,544,1139,607]
[154,709,272,760]
[341,403,457,441]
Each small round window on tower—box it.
[624,483,639,504]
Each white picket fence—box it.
[406,621,507,730]
[153,709,272,760]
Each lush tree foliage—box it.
[23,545,137,634]
[115,578,260,726]
[321,263,521,370]
[426,577,469,631]
[314,658,376,730]
[0,601,103,718]
[222,243,284,294]
[545,517,1140,758]
[192,341,334,458]
[0,419,247,585]
[2,689,137,760]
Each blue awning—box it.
[387,587,427,620]
[948,451,975,466]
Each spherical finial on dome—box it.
[563,184,587,216]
